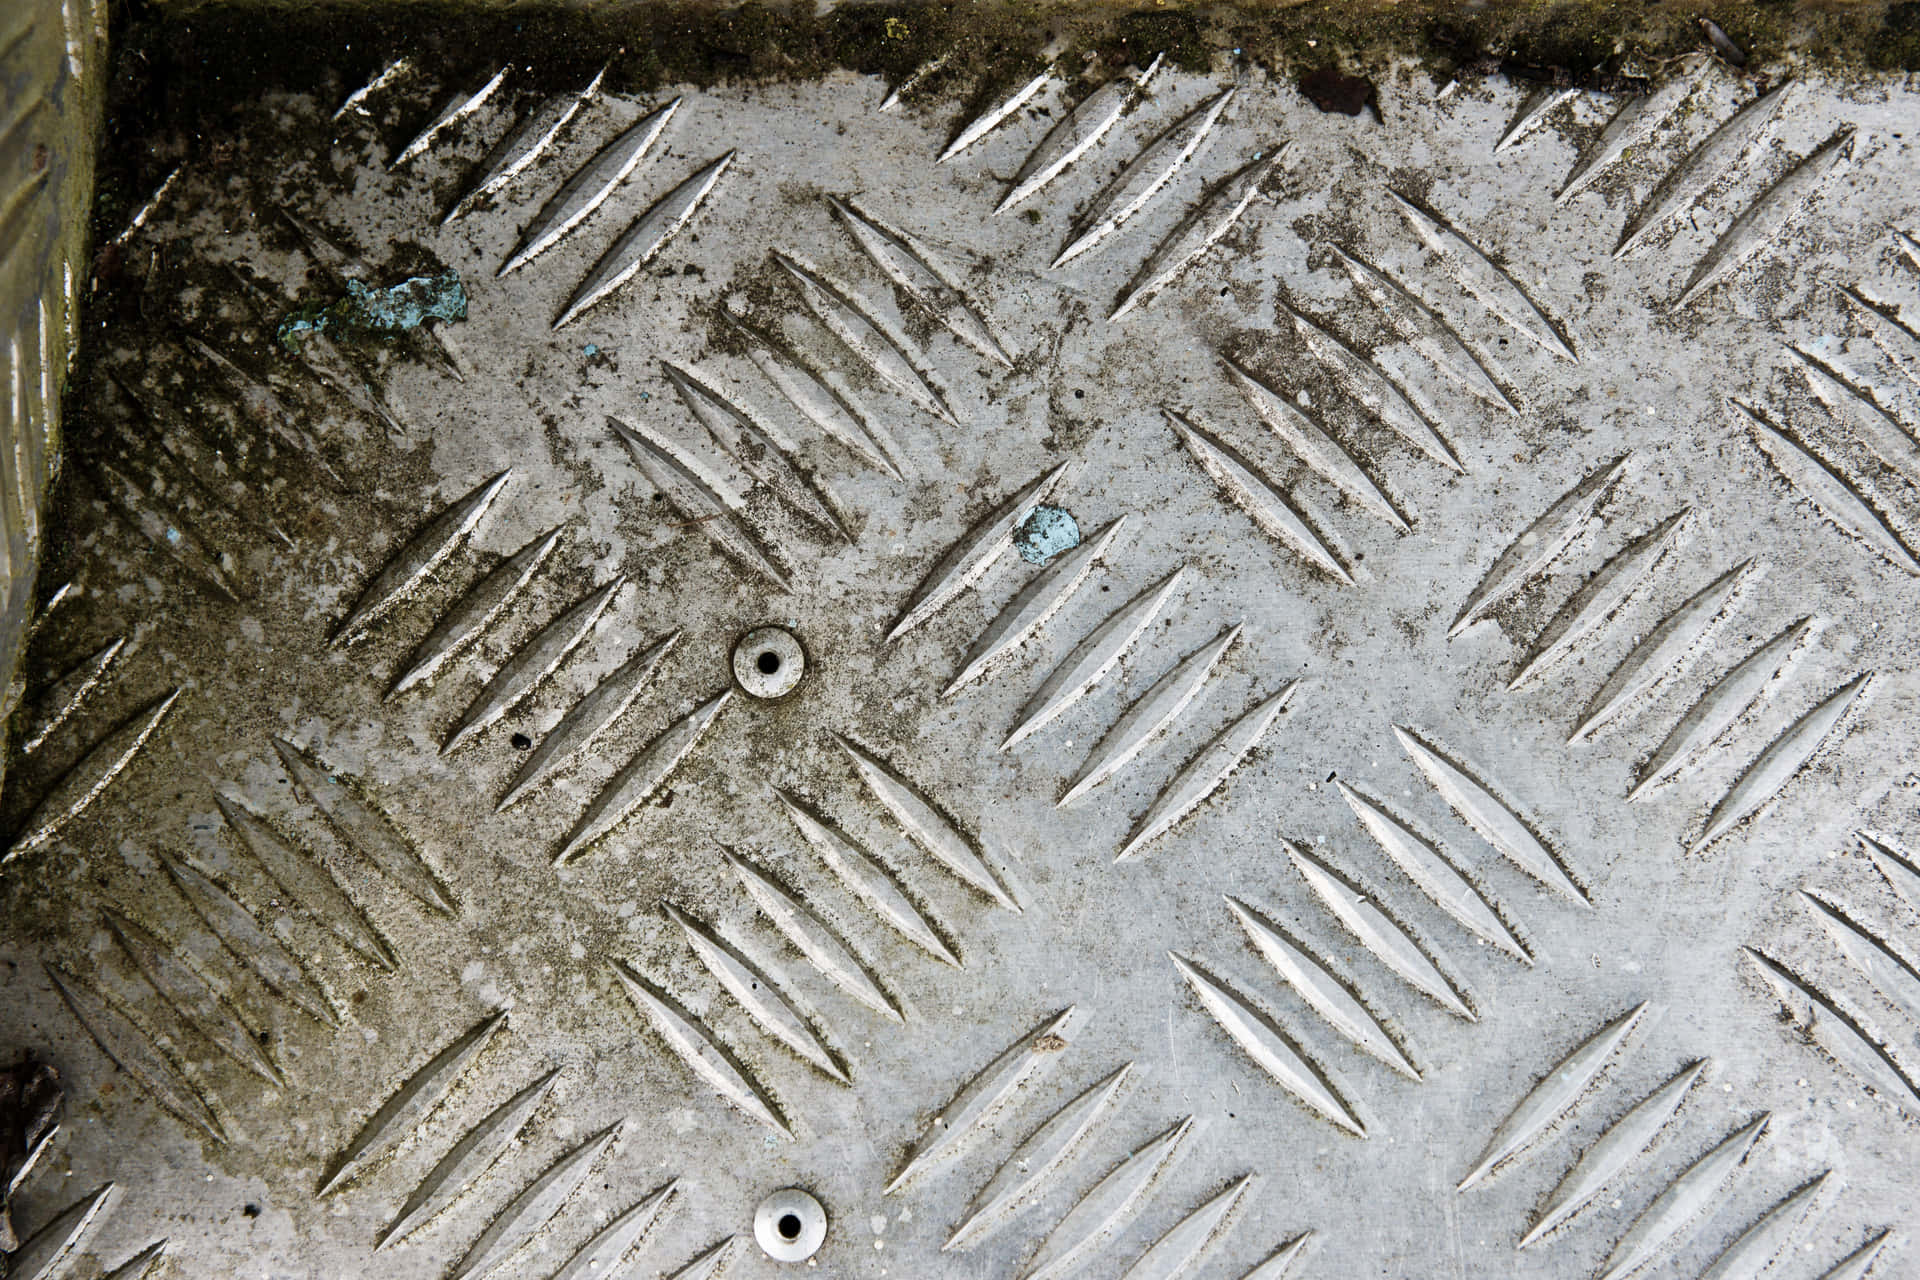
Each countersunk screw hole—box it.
[734,626,805,700]
[755,1187,825,1260]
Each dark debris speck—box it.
[1299,67,1377,119]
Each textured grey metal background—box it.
[1,41,1918,1280]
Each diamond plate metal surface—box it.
[3,44,1918,1280]
[0,0,104,806]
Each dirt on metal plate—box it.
[4,19,1920,1280]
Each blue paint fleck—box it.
[583,343,599,356]
[277,271,468,351]
[1014,505,1080,565]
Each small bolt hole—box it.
[778,1213,802,1240]
[757,651,782,675]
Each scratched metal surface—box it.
[2,48,1918,1280]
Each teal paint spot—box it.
[583,343,599,356]
[277,271,468,352]
[1014,505,1080,565]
